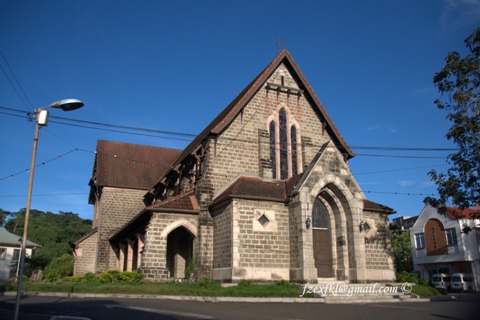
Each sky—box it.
[0,0,479,221]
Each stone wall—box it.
[95,187,146,272]
[73,230,97,275]
[236,200,290,269]
[363,210,395,281]
[140,212,198,281]
[212,203,233,269]
[211,199,291,282]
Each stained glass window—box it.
[291,125,297,175]
[269,121,276,179]
[279,108,288,180]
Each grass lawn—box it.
[0,273,445,299]
[410,284,445,298]
[1,279,303,298]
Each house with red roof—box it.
[410,204,480,290]
[74,50,396,283]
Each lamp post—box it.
[14,99,84,320]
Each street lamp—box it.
[14,99,84,320]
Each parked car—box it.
[431,273,451,291]
[450,273,474,292]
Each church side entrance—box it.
[166,227,194,279]
[312,198,333,277]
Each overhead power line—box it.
[351,146,458,152]
[0,149,79,182]
[0,106,455,153]
[355,153,448,159]
[0,50,33,111]
[50,114,197,138]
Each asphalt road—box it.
[0,294,479,320]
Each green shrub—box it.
[97,270,144,284]
[275,280,297,289]
[396,271,420,284]
[84,272,97,282]
[195,277,221,289]
[118,271,144,284]
[98,270,122,283]
[238,279,254,287]
[45,270,60,282]
[63,275,84,283]
[185,255,199,282]
[44,254,74,281]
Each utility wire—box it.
[351,146,458,151]
[0,149,79,181]
[355,153,448,159]
[0,50,33,111]
[50,120,193,141]
[0,106,456,154]
[0,105,454,184]
[0,189,436,199]
[50,114,197,138]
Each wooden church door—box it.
[312,198,333,277]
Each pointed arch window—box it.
[279,108,288,180]
[268,106,302,180]
[291,125,298,175]
[269,121,277,179]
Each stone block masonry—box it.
[95,187,147,272]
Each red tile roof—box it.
[91,140,182,190]
[209,177,288,208]
[445,205,480,220]
[147,190,199,214]
[210,176,395,215]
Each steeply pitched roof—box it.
[0,225,40,248]
[90,140,182,191]
[149,50,354,194]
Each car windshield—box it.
[432,276,441,281]
[452,276,461,281]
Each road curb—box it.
[2,291,325,303]
[3,291,442,303]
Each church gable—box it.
[145,50,354,206]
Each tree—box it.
[3,208,92,273]
[391,230,413,273]
[425,27,480,211]
[0,208,17,226]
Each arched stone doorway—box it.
[166,227,194,279]
[310,183,353,281]
[312,197,333,277]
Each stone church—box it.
[73,50,396,283]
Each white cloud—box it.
[398,180,415,187]
[441,0,480,29]
[366,124,399,133]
